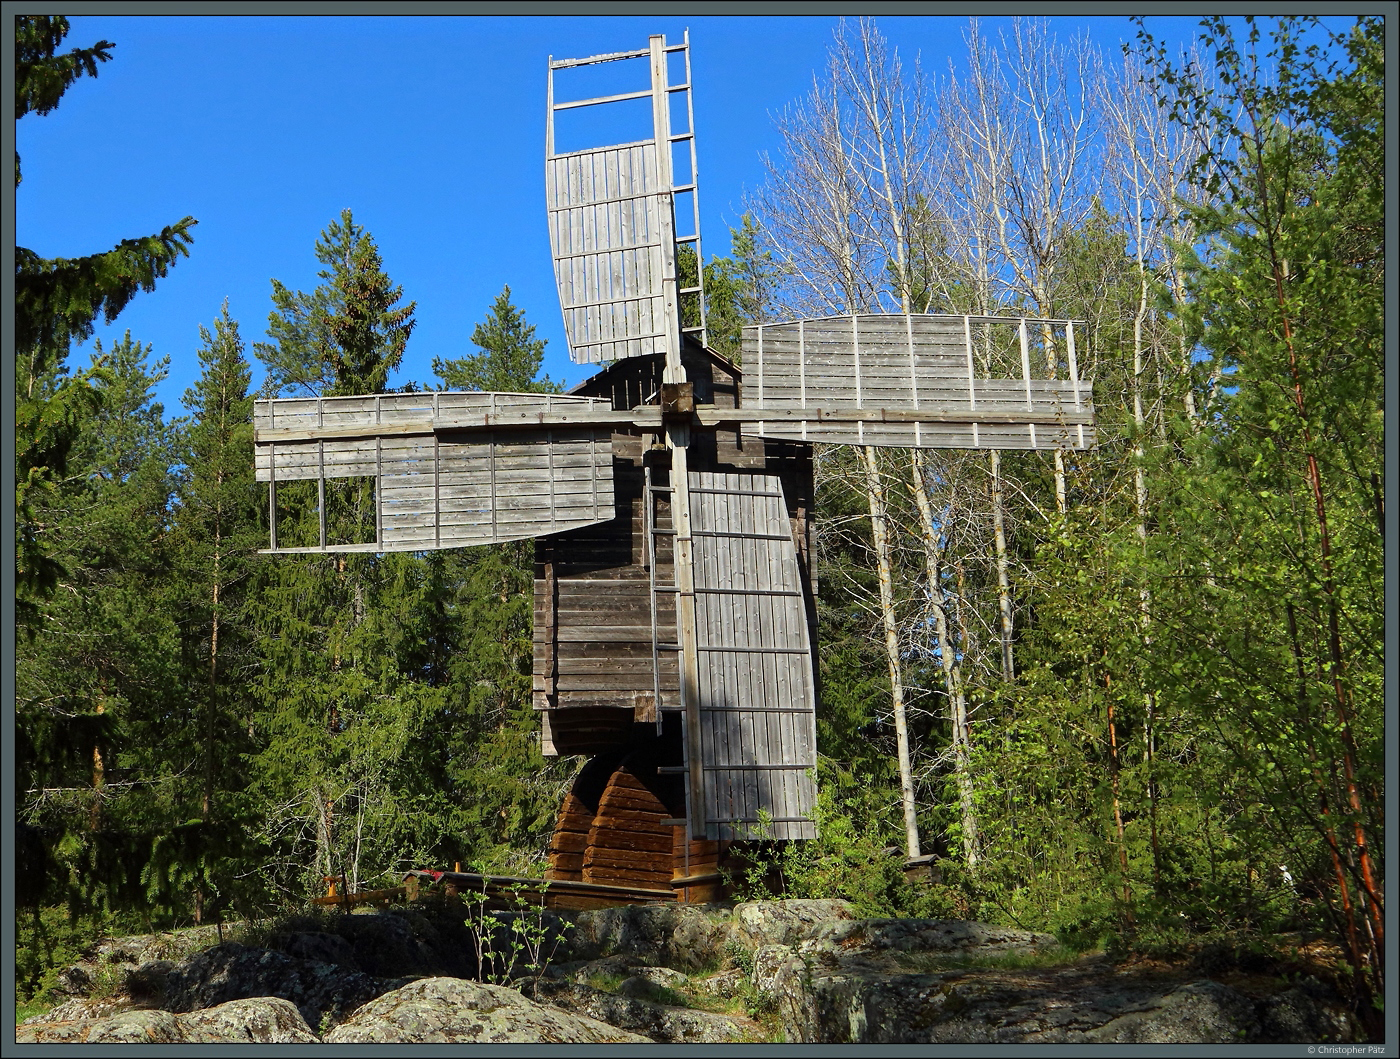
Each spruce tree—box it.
[432,285,558,393]
[16,335,185,916]
[251,215,435,896]
[15,15,196,626]
[174,304,262,825]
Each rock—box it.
[757,950,1364,1045]
[324,976,651,1043]
[797,917,1054,966]
[53,964,93,997]
[563,904,734,971]
[751,944,798,997]
[17,997,318,1044]
[620,965,690,992]
[22,996,136,1026]
[18,1009,186,1044]
[124,959,178,1005]
[49,925,237,1004]
[269,930,358,970]
[1259,984,1363,1042]
[696,967,748,999]
[561,953,644,984]
[164,942,408,1031]
[525,977,759,1044]
[734,899,857,949]
[175,997,323,1042]
[1087,980,1262,1043]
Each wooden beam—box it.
[253,402,1094,447]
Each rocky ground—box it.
[16,898,1365,1044]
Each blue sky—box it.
[18,13,1222,417]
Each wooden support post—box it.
[651,32,707,843]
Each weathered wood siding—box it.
[689,471,819,841]
[546,143,670,365]
[742,314,1095,450]
[533,347,817,763]
[253,392,615,552]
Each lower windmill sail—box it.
[741,314,1095,451]
[689,471,818,841]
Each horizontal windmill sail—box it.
[253,392,616,553]
[741,313,1095,450]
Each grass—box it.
[16,999,54,1024]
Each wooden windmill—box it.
[253,32,1095,904]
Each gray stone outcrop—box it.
[323,977,650,1043]
[18,996,318,1044]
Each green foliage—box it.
[255,209,415,397]
[698,214,778,360]
[15,16,113,180]
[15,16,195,627]
[433,285,558,393]
[14,904,152,1004]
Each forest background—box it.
[12,13,1386,1020]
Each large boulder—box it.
[17,997,318,1044]
[526,976,759,1044]
[561,904,734,971]
[733,899,857,949]
[756,948,1364,1045]
[164,942,409,1031]
[323,977,651,1043]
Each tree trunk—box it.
[989,450,1015,682]
[910,451,978,868]
[864,445,920,859]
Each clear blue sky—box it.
[18,14,1221,417]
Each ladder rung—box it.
[668,133,693,142]
[666,83,691,92]
[679,285,702,294]
[553,88,653,110]
[657,765,689,774]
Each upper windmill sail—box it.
[546,33,706,365]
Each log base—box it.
[545,736,736,904]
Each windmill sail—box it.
[546,33,706,365]
[254,391,617,553]
[689,471,818,841]
[742,314,1095,450]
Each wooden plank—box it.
[687,471,819,842]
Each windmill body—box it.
[252,32,1096,902]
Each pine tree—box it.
[255,209,415,398]
[432,285,558,393]
[15,16,196,626]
